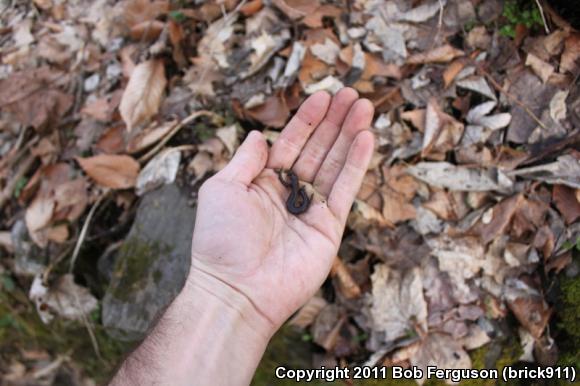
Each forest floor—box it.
[0,0,579,385]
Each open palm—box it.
[191,88,374,329]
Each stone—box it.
[102,184,195,341]
[11,219,45,277]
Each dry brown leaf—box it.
[0,67,72,130]
[471,194,524,244]
[123,0,168,40]
[77,154,140,189]
[24,164,86,247]
[81,97,112,122]
[47,224,69,243]
[505,279,552,339]
[369,265,427,343]
[302,5,342,28]
[424,190,469,221]
[288,294,328,329]
[272,0,319,20]
[361,53,402,80]
[245,93,290,128]
[330,257,362,299]
[119,59,167,132]
[443,59,465,88]
[240,0,264,16]
[525,53,554,83]
[185,55,223,97]
[126,120,176,154]
[411,333,471,385]
[96,125,126,154]
[560,33,580,74]
[407,45,464,65]
[401,109,426,132]
[298,50,331,85]
[552,185,580,224]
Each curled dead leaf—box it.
[77,154,140,189]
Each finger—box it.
[328,130,375,225]
[292,87,359,182]
[216,130,268,185]
[313,99,374,196]
[267,91,331,170]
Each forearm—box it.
[109,269,275,386]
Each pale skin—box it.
[109,88,375,386]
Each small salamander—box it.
[277,169,312,215]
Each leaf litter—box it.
[0,0,579,383]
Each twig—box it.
[68,192,108,273]
[535,0,550,34]
[0,152,36,211]
[138,110,221,164]
[478,66,548,131]
[74,289,102,361]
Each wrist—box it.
[182,264,277,341]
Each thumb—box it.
[217,130,268,185]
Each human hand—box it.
[189,88,375,335]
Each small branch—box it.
[535,0,550,34]
[68,192,108,273]
[138,110,222,164]
[476,65,548,131]
[0,152,36,211]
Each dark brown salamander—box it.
[277,169,312,215]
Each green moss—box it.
[500,0,543,38]
[0,291,129,384]
[252,325,330,386]
[557,275,580,368]
[109,238,171,301]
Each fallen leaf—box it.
[77,154,140,189]
[136,149,181,196]
[507,155,580,189]
[552,185,580,224]
[369,265,427,344]
[505,278,551,339]
[466,26,491,49]
[215,124,238,156]
[330,257,361,299]
[123,0,168,40]
[471,194,524,244]
[310,38,340,65]
[525,53,554,83]
[126,120,176,154]
[411,333,471,385]
[119,59,167,132]
[245,93,290,127]
[443,59,466,88]
[0,67,73,130]
[288,294,328,329]
[407,162,513,192]
[456,76,496,101]
[29,274,98,324]
[272,0,318,20]
[461,101,511,146]
[408,45,464,64]
[304,75,344,94]
[560,33,580,74]
[81,97,112,122]
[96,125,126,153]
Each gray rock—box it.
[11,219,45,277]
[102,184,195,341]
